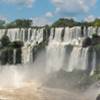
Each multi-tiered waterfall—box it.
[0,26,99,74]
[46,26,99,75]
[0,26,99,100]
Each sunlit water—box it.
[0,27,99,100]
[0,65,99,100]
[0,80,99,100]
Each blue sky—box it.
[0,0,99,25]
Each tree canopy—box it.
[0,20,6,28]
[52,18,100,27]
[0,18,100,28]
[6,19,32,28]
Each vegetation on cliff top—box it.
[6,19,32,28]
[0,18,100,28]
[52,18,100,27]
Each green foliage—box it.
[0,18,100,28]
[6,21,16,28]
[93,44,100,51]
[1,34,11,47]
[9,41,24,48]
[6,19,32,28]
[93,19,100,27]
[52,18,100,27]
[92,68,100,80]
[0,20,6,28]
[81,21,93,27]
[15,19,32,28]
[52,18,81,27]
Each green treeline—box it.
[0,19,32,29]
[52,18,100,27]
[1,18,100,28]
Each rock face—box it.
[82,34,100,48]
[9,41,24,48]
[92,34,100,45]
[82,37,92,47]
[0,47,22,65]
[0,27,100,75]
[96,94,100,100]
[1,34,10,47]
[0,34,23,65]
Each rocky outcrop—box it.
[0,34,23,65]
[0,47,22,65]
[92,34,100,45]
[82,34,100,48]
[96,94,100,100]
[9,41,24,48]
[82,37,92,47]
[43,26,50,44]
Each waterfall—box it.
[90,50,96,76]
[36,28,44,44]
[0,26,98,75]
[45,26,99,74]
[46,43,65,73]
[67,47,89,72]
[0,28,43,44]
[0,27,98,43]
[49,28,55,41]
[87,27,96,38]
[7,29,20,41]
[46,27,67,73]
[22,46,33,64]
[51,28,64,42]
[0,29,6,39]
[13,49,17,64]
[63,27,81,45]
[28,28,31,42]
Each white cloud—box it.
[51,0,96,15]
[1,0,35,8]
[32,17,52,26]
[45,12,53,18]
[0,16,7,21]
[84,15,95,22]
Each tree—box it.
[1,34,11,47]
[0,20,6,28]
[15,19,32,28]
[6,19,32,28]
[94,19,100,27]
[52,18,81,27]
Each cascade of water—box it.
[28,28,31,42]
[0,27,98,75]
[46,27,97,74]
[63,27,83,45]
[0,29,6,39]
[0,27,98,44]
[49,28,55,41]
[53,28,64,42]
[64,27,70,43]
[46,42,65,73]
[90,50,96,76]
[7,29,19,41]
[36,28,44,44]
[31,28,36,42]
[13,49,16,64]
[22,45,33,64]
[87,27,96,38]
[97,27,100,35]
[21,28,25,42]
[67,47,89,72]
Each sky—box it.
[0,0,100,25]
